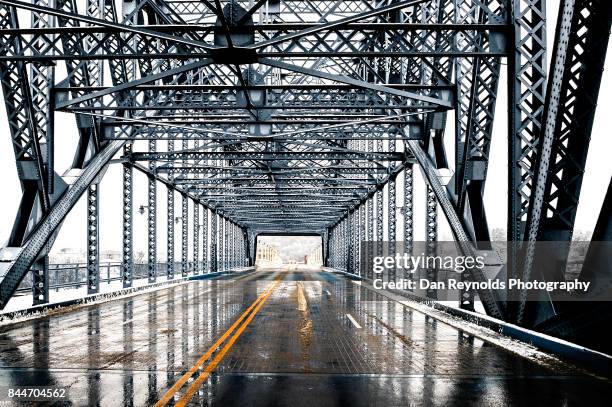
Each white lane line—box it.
[346,313,362,329]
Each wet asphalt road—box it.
[0,267,610,406]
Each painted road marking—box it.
[154,275,281,407]
[176,278,281,406]
[297,282,308,312]
[346,313,362,329]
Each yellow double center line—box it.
[155,275,282,407]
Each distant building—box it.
[305,246,323,266]
[49,248,122,264]
[49,248,85,264]
[256,243,282,267]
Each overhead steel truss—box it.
[0,0,610,352]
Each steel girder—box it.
[0,0,210,306]
[210,211,218,273]
[181,192,188,276]
[0,0,134,307]
[122,143,133,288]
[193,201,199,274]
[0,0,608,353]
[147,139,157,283]
[403,165,413,263]
[517,0,612,328]
[202,207,209,272]
[507,0,547,290]
[0,0,55,305]
[86,183,100,294]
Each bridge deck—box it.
[0,268,610,406]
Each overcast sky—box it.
[0,0,610,261]
[258,236,322,261]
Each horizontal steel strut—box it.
[0,0,608,352]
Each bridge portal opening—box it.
[255,235,323,269]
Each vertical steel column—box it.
[353,208,358,274]
[30,0,55,305]
[230,223,237,268]
[329,228,335,268]
[32,254,49,305]
[389,130,398,282]
[334,227,339,269]
[388,179,397,283]
[226,220,231,270]
[122,143,133,288]
[181,135,189,276]
[226,221,234,270]
[82,0,102,297]
[234,225,240,267]
[211,211,218,273]
[347,216,351,273]
[330,229,334,269]
[87,183,100,294]
[244,229,251,266]
[232,224,237,267]
[346,213,353,274]
[348,214,353,273]
[352,209,358,275]
[403,166,413,280]
[359,204,365,277]
[243,226,248,266]
[167,141,175,279]
[224,219,229,270]
[508,0,547,277]
[338,224,342,270]
[228,222,233,270]
[425,184,438,299]
[242,228,246,266]
[340,219,345,271]
[193,202,199,275]
[376,138,384,268]
[341,222,343,271]
[248,231,256,266]
[218,217,223,271]
[237,227,240,267]
[30,231,51,305]
[147,139,156,283]
[366,197,373,278]
[337,225,341,270]
[227,220,231,270]
[219,217,225,271]
[181,194,188,277]
[202,207,208,272]
[335,223,339,269]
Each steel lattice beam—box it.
[0,0,608,354]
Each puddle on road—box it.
[296,282,313,372]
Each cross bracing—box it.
[0,0,610,354]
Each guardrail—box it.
[14,261,231,294]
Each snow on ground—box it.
[0,274,185,322]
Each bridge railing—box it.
[14,262,171,294]
[14,261,240,295]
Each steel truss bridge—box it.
[0,0,611,357]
